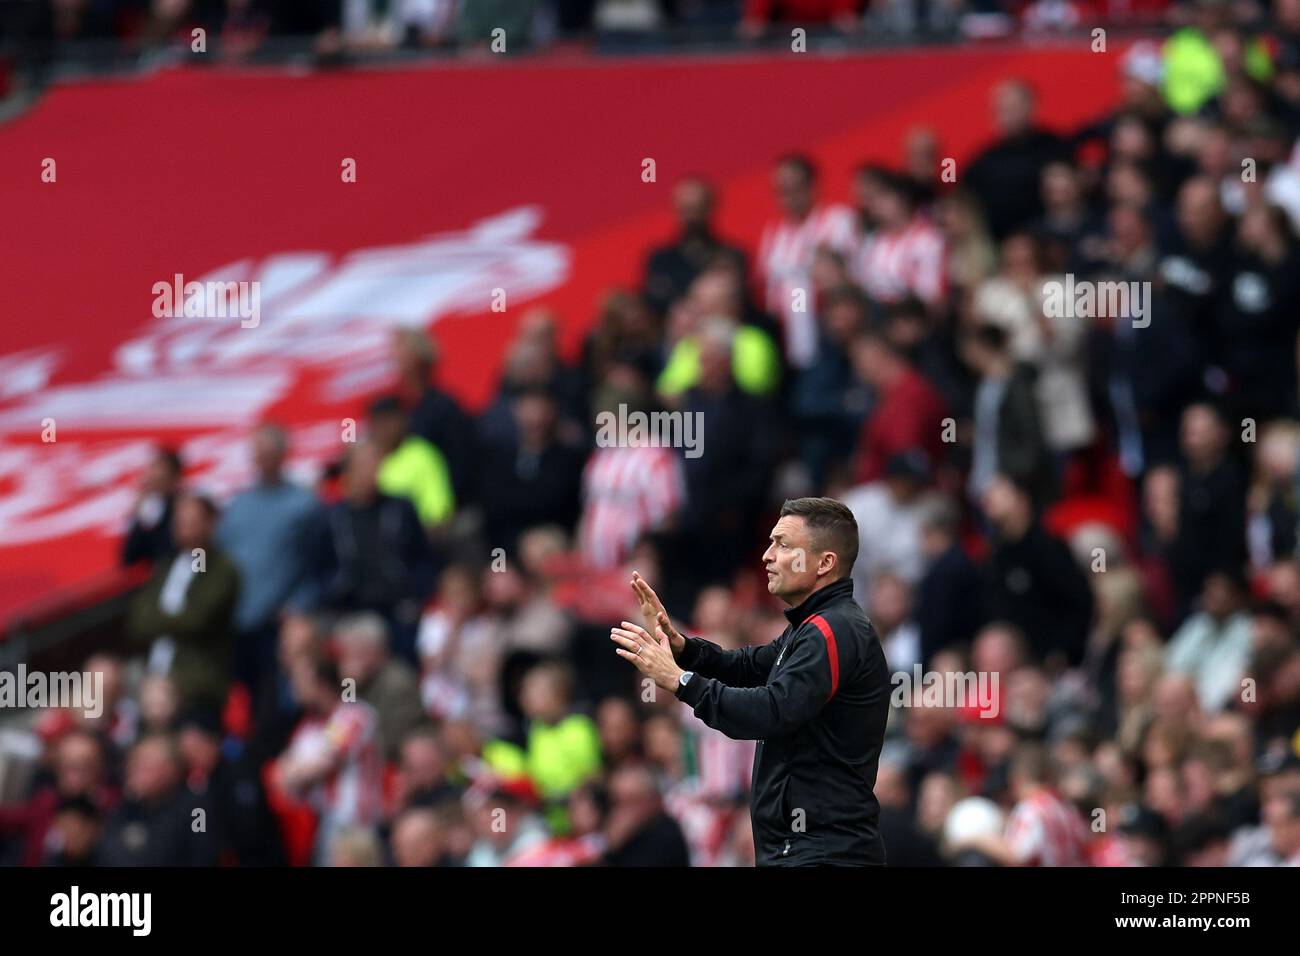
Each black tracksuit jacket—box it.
[675,577,891,866]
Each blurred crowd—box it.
[6,2,1300,867]
[4,0,1182,75]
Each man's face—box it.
[172,497,211,551]
[55,735,102,795]
[674,180,712,231]
[994,82,1033,136]
[1180,406,1223,461]
[346,445,382,500]
[774,163,813,218]
[145,455,179,495]
[251,429,284,481]
[400,738,445,793]
[1177,179,1221,241]
[54,811,100,859]
[126,742,177,803]
[392,813,443,867]
[762,515,823,602]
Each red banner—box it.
[0,45,1122,627]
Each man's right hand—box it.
[631,571,685,660]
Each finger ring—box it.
[636,644,645,655]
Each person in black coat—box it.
[600,766,691,867]
[478,385,586,557]
[121,446,183,566]
[320,441,436,664]
[616,499,892,867]
[1169,402,1248,620]
[980,474,1094,670]
[915,495,984,668]
[98,735,218,867]
[642,177,747,319]
[177,708,286,866]
[674,324,778,597]
[963,323,1056,513]
[391,327,480,508]
[964,79,1070,240]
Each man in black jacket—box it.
[611,497,891,866]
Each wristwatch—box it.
[675,671,694,697]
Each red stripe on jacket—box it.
[804,613,840,699]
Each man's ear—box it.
[817,551,838,578]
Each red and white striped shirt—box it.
[579,444,686,569]
[853,217,947,307]
[284,700,384,828]
[757,204,857,367]
[680,706,756,800]
[1005,789,1091,866]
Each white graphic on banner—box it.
[0,207,570,547]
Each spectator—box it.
[389,807,447,867]
[962,322,1053,511]
[601,764,691,866]
[981,474,1094,669]
[914,494,984,667]
[1164,569,1253,714]
[121,446,183,567]
[216,423,325,694]
[674,319,778,591]
[1157,176,1232,369]
[0,729,117,867]
[643,177,747,317]
[789,284,871,490]
[394,727,462,811]
[657,269,782,399]
[177,707,285,866]
[969,743,1091,865]
[483,662,601,826]
[1218,203,1300,423]
[964,80,1069,240]
[275,655,384,866]
[478,385,586,556]
[583,291,664,400]
[1247,424,1300,571]
[463,778,549,866]
[853,170,946,309]
[127,493,240,712]
[975,234,1095,461]
[840,448,930,607]
[335,613,425,763]
[578,394,686,570]
[875,761,942,866]
[321,441,435,663]
[1169,402,1248,616]
[756,154,857,368]
[849,329,949,485]
[390,326,480,511]
[99,735,217,866]
[328,827,384,867]
[42,796,103,867]
[368,396,455,530]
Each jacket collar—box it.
[782,576,854,627]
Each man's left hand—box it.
[610,620,684,695]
